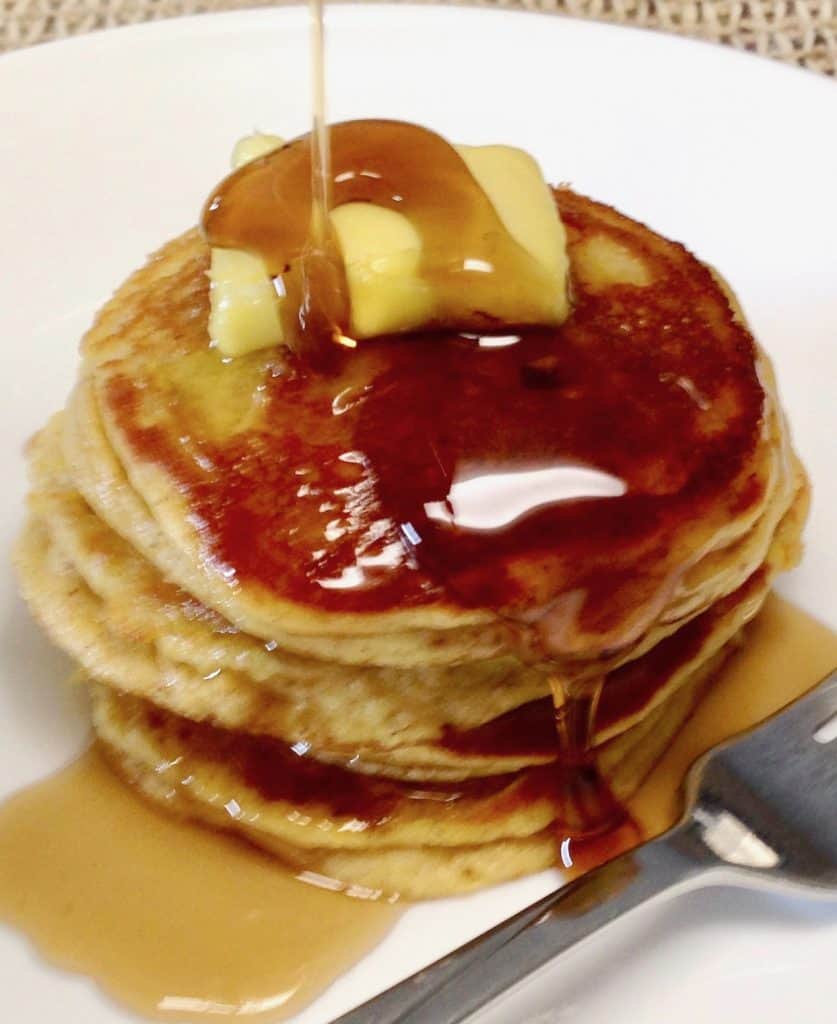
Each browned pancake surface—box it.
[91,192,767,655]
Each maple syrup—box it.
[0,747,399,1022]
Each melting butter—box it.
[207,134,288,354]
[456,144,568,295]
[231,132,285,169]
[207,128,570,357]
[331,202,433,338]
[208,248,284,355]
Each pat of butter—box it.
[456,145,568,307]
[230,132,285,169]
[209,134,569,357]
[333,144,569,337]
[331,144,568,339]
[208,134,286,356]
[330,203,434,338]
[208,248,284,357]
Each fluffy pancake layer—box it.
[14,190,808,897]
[74,192,785,653]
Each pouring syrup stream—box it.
[295,0,353,368]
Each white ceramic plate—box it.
[1,6,836,1022]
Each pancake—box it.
[91,638,724,899]
[19,409,804,777]
[74,192,783,655]
[17,478,800,785]
[62,373,504,668]
[13,176,808,898]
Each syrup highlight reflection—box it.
[424,463,627,531]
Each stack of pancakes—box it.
[15,190,807,899]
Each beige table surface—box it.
[2,0,836,75]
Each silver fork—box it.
[333,668,837,1024]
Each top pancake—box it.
[76,190,773,657]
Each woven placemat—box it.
[2,0,837,75]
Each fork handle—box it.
[332,825,709,1024]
